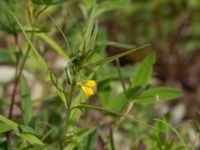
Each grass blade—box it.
[154,119,188,150]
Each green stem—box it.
[72,104,166,133]
[62,85,75,147]
[109,127,115,150]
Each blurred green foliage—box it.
[0,0,199,149]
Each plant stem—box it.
[114,59,134,131]
[6,29,33,146]
[6,3,47,144]
[62,85,74,147]
[8,41,32,120]
[114,102,134,131]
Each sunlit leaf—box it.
[0,115,18,131]
[0,123,12,133]
[21,133,46,148]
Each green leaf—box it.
[19,125,37,135]
[20,75,33,125]
[37,33,70,60]
[98,80,112,107]
[97,0,125,16]
[151,114,170,138]
[32,0,70,5]
[80,4,96,53]
[0,122,12,133]
[41,126,56,140]
[154,119,188,150]
[83,44,150,69]
[134,87,182,104]
[126,85,144,100]
[132,52,156,87]
[0,20,16,35]
[32,0,53,5]
[48,0,71,5]
[64,143,77,150]
[0,115,18,131]
[106,41,135,49]
[21,133,45,148]
[105,93,127,112]
[77,128,98,150]
[48,70,67,107]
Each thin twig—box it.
[7,34,33,143]
[114,102,134,131]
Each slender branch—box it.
[8,43,32,119]
[35,6,49,20]
[114,59,134,130]
[6,33,33,144]
[114,102,134,131]
[72,104,162,132]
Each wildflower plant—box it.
[0,0,197,150]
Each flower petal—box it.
[86,80,96,88]
[81,86,94,97]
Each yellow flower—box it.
[81,86,94,97]
[86,80,96,87]
[81,80,96,97]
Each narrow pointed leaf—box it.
[0,123,12,133]
[20,75,33,125]
[32,0,70,5]
[80,4,96,52]
[21,133,45,148]
[0,115,18,131]
[83,44,150,69]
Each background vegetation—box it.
[0,0,200,149]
